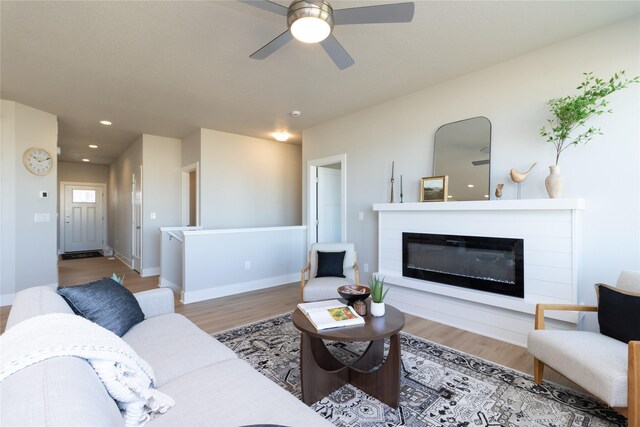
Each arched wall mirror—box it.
[433,116,491,201]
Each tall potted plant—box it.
[369,275,389,317]
[539,71,638,198]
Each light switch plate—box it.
[34,213,50,223]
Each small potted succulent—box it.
[369,275,389,317]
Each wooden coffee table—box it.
[292,303,405,408]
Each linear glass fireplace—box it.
[402,233,524,298]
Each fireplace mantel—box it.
[374,198,585,347]
[373,198,585,212]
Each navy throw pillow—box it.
[316,251,346,278]
[596,283,640,343]
[58,278,145,337]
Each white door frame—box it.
[181,162,200,226]
[132,166,143,272]
[58,181,107,254]
[307,154,347,246]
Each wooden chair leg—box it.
[533,358,544,384]
[629,341,639,427]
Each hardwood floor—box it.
[1,255,584,393]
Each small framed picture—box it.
[420,175,448,202]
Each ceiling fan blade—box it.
[320,35,355,70]
[250,30,293,59]
[334,2,415,25]
[239,0,288,16]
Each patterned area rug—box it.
[213,313,626,427]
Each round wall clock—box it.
[23,147,53,176]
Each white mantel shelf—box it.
[373,198,585,212]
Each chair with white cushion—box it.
[527,270,639,427]
[300,243,359,302]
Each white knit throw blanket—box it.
[0,313,174,426]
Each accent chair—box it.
[527,270,640,427]
[300,242,359,302]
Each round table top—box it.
[292,303,405,342]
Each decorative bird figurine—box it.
[510,162,537,183]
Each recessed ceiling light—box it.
[100,120,112,125]
[290,110,301,117]
[89,144,98,149]
[272,131,290,142]
[82,158,90,162]
[467,184,475,188]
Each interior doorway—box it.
[182,163,200,226]
[132,169,142,272]
[317,164,341,242]
[60,183,106,253]
[307,154,347,245]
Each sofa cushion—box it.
[316,250,346,278]
[5,286,73,330]
[0,357,123,427]
[58,278,145,337]
[596,283,640,343]
[148,359,332,427]
[303,276,354,302]
[527,330,628,407]
[123,313,237,387]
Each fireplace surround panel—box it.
[402,232,524,298]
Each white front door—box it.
[317,166,341,243]
[64,185,104,252]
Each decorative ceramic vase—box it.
[495,184,504,199]
[370,301,385,317]
[545,165,566,199]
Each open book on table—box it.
[297,299,365,331]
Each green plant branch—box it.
[540,70,638,165]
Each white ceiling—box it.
[2,1,638,165]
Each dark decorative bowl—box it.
[337,285,371,306]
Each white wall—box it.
[302,17,640,331]
[181,130,201,168]
[186,128,302,229]
[58,161,109,184]
[1,100,58,303]
[108,137,142,264]
[181,226,307,303]
[141,134,182,275]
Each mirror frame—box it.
[433,116,492,201]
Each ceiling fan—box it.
[241,0,415,69]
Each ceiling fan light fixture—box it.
[291,17,330,43]
[288,0,334,44]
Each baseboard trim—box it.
[141,267,160,277]
[159,277,181,293]
[182,273,299,304]
[114,251,132,268]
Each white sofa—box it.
[1,286,332,427]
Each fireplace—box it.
[402,233,524,298]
